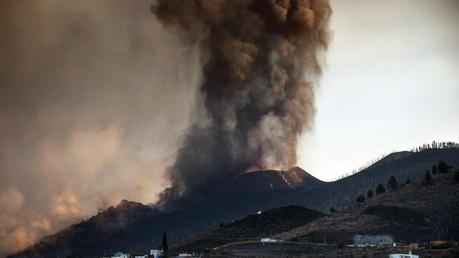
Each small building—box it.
[111,252,129,258]
[353,234,393,246]
[389,251,419,258]
[150,249,162,258]
[261,238,277,243]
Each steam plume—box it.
[153,0,332,208]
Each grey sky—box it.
[298,0,459,180]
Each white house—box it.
[150,249,162,258]
[261,238,277,243]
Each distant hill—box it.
[219,167,324,194]
[10,200,159,258]
[268,148,459,211]
[275,170,459,244]
[9,147,459,258]
[173,206,325,253]
[9,168,318,258]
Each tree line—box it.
[328,159,458,212]
[410,141,459,153]
[332,141,459,182]
[352,160,456,204]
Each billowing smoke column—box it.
[153,0,331,209]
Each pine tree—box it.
[387,176,399,191]
[454,171,459,184]
[356,194,365,203]
[367,189,374,199]
[424,170,433,185]
[405,178,411,185]
[438,161,449,173]
[162,232,168,258]
[432,165,437,175]
[376,183,386,195]
[330,207,336,213]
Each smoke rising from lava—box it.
[153,0,332,208]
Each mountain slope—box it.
[268,148,459,211]
[9,148,459,258]
[275,171,459,244]
[10,200,158,258]
[219,167,324,194]
[173,205,325,253]
[9,168,316,258]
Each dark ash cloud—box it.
[153,0,332,209]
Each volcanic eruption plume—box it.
[153,0,331,209]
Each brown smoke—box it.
[153,0,332,209]
[0,0,331,254]
[0,0,201,255]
